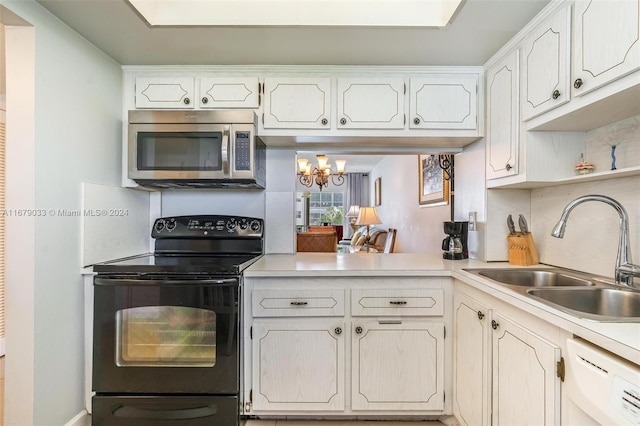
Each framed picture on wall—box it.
[375,177,381,206]
[418,155,449,206]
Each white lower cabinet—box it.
[247,279,450,416]
[251,319,345,411]
[454,287,562,426]
[491,313,561,426]
[351,320,444,411]
[453,291,491,426]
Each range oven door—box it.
[92,276,239,394]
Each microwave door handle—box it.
[222,125,230,177]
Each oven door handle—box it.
[113,404,216,420]
[94,277,238,286]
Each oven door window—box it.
[116,306,216,367]
[137,132,223,171]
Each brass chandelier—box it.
[297,154,346,191]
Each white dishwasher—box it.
[565,338,640,425]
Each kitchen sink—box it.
[527,287,640,322]
[465,268,596,287]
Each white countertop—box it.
[246,253,640,365]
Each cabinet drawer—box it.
[351,289,443,316]
[253,289,345,317]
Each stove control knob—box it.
[250,220,262,232]
[226,219,237,231]
[239,220,249,230]
[154,219,166,233]
[165,218,177,231]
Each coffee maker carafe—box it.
[442,221,469,260]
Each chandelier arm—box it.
[331,174,345,187]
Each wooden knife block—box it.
[507,233,539,266]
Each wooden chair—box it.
[383,228,397,253]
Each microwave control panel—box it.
[235,131,251,171]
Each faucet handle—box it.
[617,263,640,288]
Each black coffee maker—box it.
[442,221,469,260]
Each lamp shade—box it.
[355,207,382,226]
[346,205,360,218]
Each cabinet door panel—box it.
[573,0,640,97]
[337,78,405,129]
[491,313,560,426]
[135,77,195,109]
[453,291,491,426]
[522,6,570,120]
[263,78,331,129]
[199,77,259,108]
[486,50,519,180]
[410,77,477,129]
[252,319,344,411]
[351,320,444,411]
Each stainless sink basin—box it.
[527,287,640,322]
[466,268,595,287]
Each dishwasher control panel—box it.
[612,376,640,424]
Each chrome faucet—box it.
[551,194,639,288]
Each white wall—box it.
[2,1,123,424]
[370,155,450,253]
[532,116,640,279]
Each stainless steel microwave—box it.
[128,110,266,189]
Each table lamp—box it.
[346,205,361,233]
[355,207,382,252]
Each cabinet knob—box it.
[413,117,421,125]
[201,97,209,104]
[491,320,499,330]
[477,311,485,320]
[340,118,347,125]
[389,300,407,305]
[321,118,328,126]
[183,97,191,105]
[505,163,512,171]
[573,78,583,89]
[355,326,363,334]
[552,90,560,100]
[290,301,308,306]
[334,327,342,335]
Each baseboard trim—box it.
[65,410,89,426]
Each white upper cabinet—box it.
[486,50,520,180]
[572,0,640,97]
[198,77,260,109]
[336,78,405,129]
[263,77,331,129]
[409,76,478,130]
[521,6,571,121]
[135,77,195,109]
